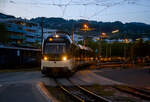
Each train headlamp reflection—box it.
[62,56,67,61]
[44,56,48,61]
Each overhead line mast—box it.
[41,17,44,48]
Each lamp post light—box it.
[80,23,88,46]
[83,24,88,30]
[80,23,95,46]
[41,17,44,47]
[72,24,75,42]
[110,29,119,61]
[123,38,129,67]
[81,23,92,31]
[99,32,109,62]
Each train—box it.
[41,32,95,76]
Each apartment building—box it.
[0,18,41,47]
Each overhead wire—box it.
[8,0,150,22]
[61,0,73,17]
[88,0,127,19]
[9,0,126,7]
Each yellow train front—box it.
[41,32,95,77]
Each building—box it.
[0,18,42,47]
[43,28,57,39]
[70,34,83,42]
[92,36,99,42]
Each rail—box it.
[54,78,112,102]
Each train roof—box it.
[44,33,72,43]
[47,33,69,37]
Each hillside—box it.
[1,13,150,39]
[30,17,150,39]
[0,13,15,19]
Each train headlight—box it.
[54,34,59,38]
[62,56,67,61]
[49,38,53,41]
[44,56,48,61]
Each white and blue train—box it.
[41,32,94,76]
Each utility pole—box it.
[99,35,102,63]
[83,31,86,46]
[123,42,126,67]
[72,29,74,42]
[83,24,88,46]
[41,17,44,47]
[72,24,74,42]
[80,23,94,46]
[106,43,108,57]
[109,44,111,58]
[81,23,89,46]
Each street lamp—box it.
[123,38,129,67]
[83,24,88,29]
[80,23,94,46]
[99,32,109,60]
[83,24,88,46]
[101,32,108,38]
[110,29,120,61]
[80,23,94,31]
[124,38,129,43]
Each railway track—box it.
[54,78,112,102]
[114,85,150,100]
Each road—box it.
[0,72,50,102]
[95,68,150,87]
[0,83,47,102]
[0,68,150,102]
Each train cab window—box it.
[44,43,66,54]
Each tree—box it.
[0,23,9,44]
[131,39,150,58]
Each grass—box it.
[46,85,138,102]
[112,96,137,102]
[115,85,132,91]
[85,84,138,102]
[84,84,115,96]
[46,86,76,102]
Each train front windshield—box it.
[44,43,66,54]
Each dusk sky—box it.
[0,0,150,24]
